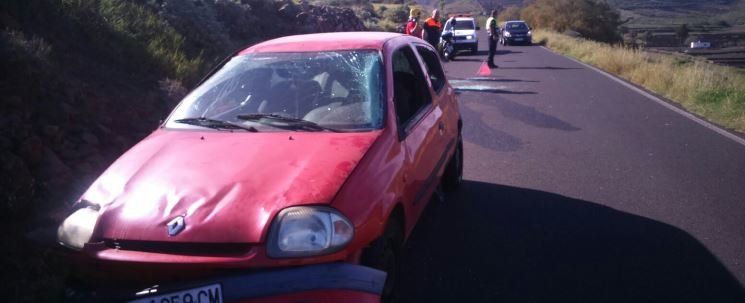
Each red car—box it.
[57,32,463,303]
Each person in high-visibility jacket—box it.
[485,9,499,68]
[422,9,442,48]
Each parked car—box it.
[500,20,533,46]
[441,17,480,53]
[57,32,463,303]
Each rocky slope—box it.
[0,2,365,299]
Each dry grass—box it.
[536,30,745,132]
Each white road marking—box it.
[540,46,745,147]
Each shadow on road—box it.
[485,98,580,131]
[459,102,522,152]
[400,181,745,303]
[498,66,583,70]
[455,88,536,94]
[453,77,539,83]
[461,50,523,57]
[459,94,580,132]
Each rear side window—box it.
[416,46,446,93]
[392,46,431,126]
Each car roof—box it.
[506,20,527,24]
[239,32,402,54]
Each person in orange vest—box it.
[405,8,423,38]
[422,9,442,48]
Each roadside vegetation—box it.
[535,30,745,132]
[1,1,365,301]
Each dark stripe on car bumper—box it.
[117,263,385,302]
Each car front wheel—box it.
[361,219,403,303]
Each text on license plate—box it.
[129,284,222,303]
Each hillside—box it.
[609,0,745,28]
[0,1,365,301]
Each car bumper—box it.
[65,263,385,303]
[452,39,478,50]
[505,36,532,44]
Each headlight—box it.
[466,35,473,40]
[504,31,511,37]
[528,30,532,36]
[57,202,101,250]
[267,206,353,258]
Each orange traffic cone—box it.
[477,61,492,76]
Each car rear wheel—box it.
[442,135,463,192]
[361,218,403,303]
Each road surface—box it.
[399,34,745,302]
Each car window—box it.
[392,46,432,127]
[166,50,384,131]
[416,46,446,93]
[506,22,528,30]
[453,20,475,30]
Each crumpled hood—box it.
[82,129,381,244]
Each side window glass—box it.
[416,46,446,93]
[392,46,431,126]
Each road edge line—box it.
[540,46,745,147]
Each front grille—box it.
[104,239,252,257]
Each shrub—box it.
[498,6,521,23]
[521,0,622,43]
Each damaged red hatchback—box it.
[58,32,462,303]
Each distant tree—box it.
[676,23,690,45]
[377,5,388,15]
[520,0,622,42]
[641,31,652,47]
[498,6,521,23]
[717,20,730,28]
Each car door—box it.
[414,42,458,159]
[390,43,446,228]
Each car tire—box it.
[470,45,478,54]
[361,218,403,303]
[442,134,463,192]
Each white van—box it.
[441,17,479,53]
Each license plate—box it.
[514,38,524,41]
[129,284,222,303]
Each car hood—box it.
[506,29,529,35]
[82,129,381,244]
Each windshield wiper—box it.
[174,117,258,132]
[236,113,341,132]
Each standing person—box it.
[422,9,443,48]
[485,9,499,68]
[405,8,423,38]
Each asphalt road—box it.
[399,34,745,302]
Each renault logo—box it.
[167,215,186,236]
